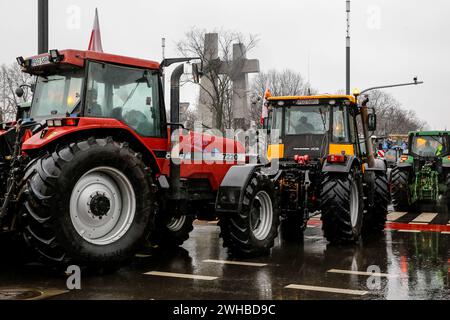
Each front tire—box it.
[320,170,364,243]
[390,167,411,211]
[22,137,154,269]
[219,172,280,257]
[151,214,194,247]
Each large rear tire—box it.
[151,214,194,247]
[219,171,280,257]
[390,167,411,211]
[363,172,389,234]
[320,170,364,243]
[21,137,154,269]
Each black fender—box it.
[322,155,360,174]
[396,162,413,169]
[363,158,387,173]
[215,164,264,213]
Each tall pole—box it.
[346,0,351,95]
[38,0,49,54]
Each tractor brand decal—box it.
[173,152,245,163]
[294,147,320,151]
[295,99,319,105]
[30,56,51,67]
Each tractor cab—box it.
[408,132,449,158]
[17,49,165,138]
[264,95,359,162]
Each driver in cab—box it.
[295,116,315,134]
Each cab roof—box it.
[409,131,450,136]
[25,49,160,71]
[267,94,356,104]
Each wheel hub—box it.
[70,166,136,246]
[89,193,111,218]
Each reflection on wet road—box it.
[0,209,449,300]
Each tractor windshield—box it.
[31,69,84,120]
[411,136,447,157]
[285,106,330,135]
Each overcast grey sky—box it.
[0,0,448,129]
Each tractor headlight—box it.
[216,187,242,211]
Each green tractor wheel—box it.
[390,167,411,211]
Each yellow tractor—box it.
[216,93,389,255]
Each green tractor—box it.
[391,131,450,211]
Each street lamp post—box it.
[360,78,424,95]
[346,0,351,95]
[38,0,49,54]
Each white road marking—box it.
[387,212,407,222]
[285,284,368,296]
[441,231,450,235]
[208,221,219,225]
[412,213,438,223]
[327,269,397,278]
[398,230,421,233]
[144,271,218,281]
[409,222,429,225]
[203,259,267,267]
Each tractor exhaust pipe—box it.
[360,96,376,168]
[169,64,185,199]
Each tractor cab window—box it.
[332,106,348,142]
[31,69,84,120]
[86,62,162,137]
[411,136,446,157]
[285,106,329,135]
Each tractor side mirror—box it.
[15,87,24,98]
[368,113,377,132]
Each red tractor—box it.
[0,49,272,269]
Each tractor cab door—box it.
[85,61,168,167]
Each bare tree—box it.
[176,28,258,130]
[0,63,33,122]
[366,90,426,135]
[250,69,316,126]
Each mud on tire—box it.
[21,137,154,269]
[219,171,280,257]
[320,170,364,243]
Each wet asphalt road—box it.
[0,208,449,300]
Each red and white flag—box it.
[260,85,271,125]
[88,8,104,52]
